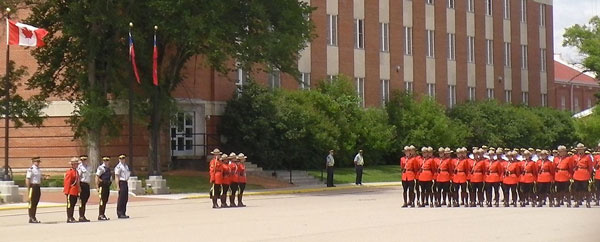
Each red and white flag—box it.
[7,19,48,47]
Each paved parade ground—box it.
[1,185,599,242]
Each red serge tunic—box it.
[595,155,600,180]
[519,160,538,184]
[401,157,419,181]
[237,163,247,184]
[554,156,574,182]
[485,160,504,183]
[452,159,471,184]
[436,158,454,183]
[209,158,217,183]
[573,154,594,181]
[466,159,475,181]
[536,159,555,183]
[470,160,488,183]
[63,168,79,196]
[503,162,521,185]
[418,158,437,182]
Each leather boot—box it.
[229,195,237,207]
[237,194,246,207]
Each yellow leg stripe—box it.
[67,194,70,208]
[99,187,103,206]
[28,188,32,209]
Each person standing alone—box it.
[115,154,131,218]
[354,150,364,185]
[326,150,335,187]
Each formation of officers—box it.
[25,154,131,223]
[400,143,600,208]
[208,148,247,209]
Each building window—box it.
[487,88,494,100]
[468,87,476,101]
[381,22,389,52]
[539,4,546,26]
[355,19,365,49]
[504,42,511,67]
[505,90,512,103]
[574,98,579,112]
[404,27,413,55]
[381,79,390,106]
[522,91,529,105]
[427,83,436,97]
[485,0,493,16]
[426,0,434,5]
[503,0,510,19]
[448,0,455,9]
[540,48,547,72]
[236,67,247,95]
[541,94,548,107]
[587,98,592,109]
[560,96,566,110]
[448,33,456,60]
[327,14,338,46]
[486,39,494,65]
[327,75,336,82]
[521,45,528,69]
[356,77,365,107]
[467,0,474,13]
[300,72,311,90]
[467,36,475,63]
[268,70,281,89]
[426,30,435,58]
[448,85,457,108]
[405,81,413,93]
[520,0,527,23]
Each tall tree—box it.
[25,0,314,170]
[563,16,600,102]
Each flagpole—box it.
[3,8,11,181]
[128,22,134,176]
[152,25,159,175]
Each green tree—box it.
[387,92,469,153]
[574,106,600,147]
[563,16,600,101]
[26,0,314,170]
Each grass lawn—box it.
[308,165,402,184]
[12,174,263,194]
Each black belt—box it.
[558,168,569,171]
[29,184,40,187]
[119,180,127,183]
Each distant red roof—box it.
[554,60,599,86]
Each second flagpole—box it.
[3,8,11,181]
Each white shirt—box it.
[326,154,335,167]
[26,164,42,184]
[114,162,130,181]
[96,163,109,177]
[354,153,364,166]
[77,163,92,183]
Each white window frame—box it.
[520,0,527,23]
[327,14,338,46]
[381,79,390,106]
[356,77,365,107]
[427,83,436,97]
[505,90,512,103]
[522,91,529,105]
[487,88,494,100]
[381,22,389,52]
[560,96,566,110]
[539,4,546,26]
[467,36,475,63]
[355,19,365,49]
[426,30,435,58]
[540,48,547,72]
[327,75,336,82]
[541,94,548,107]
[485,0,493,16]
[504,42,511,67]
[448,85,457,108]
[448,0,455,9]
[236,67,247,95]
[448,33,456,60]
[521,45,528,69]
[300,72,311,90]
[574,98,579,112]
[503,0,510,19]
[486,39,494,65]
[467,0,475,13]
[468,87,476,101]
[404,27,413,55]
[405,81,413,93]
[426,0,434,5]
[268,69,281,89]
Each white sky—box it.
[554,0,600,63]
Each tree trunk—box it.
[87,128,101,174]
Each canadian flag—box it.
[7,19,48,47]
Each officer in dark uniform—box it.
[96,156,112,220]
[114,154,130,219]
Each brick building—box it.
[554,55,599,113]
[1,0,555,170]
